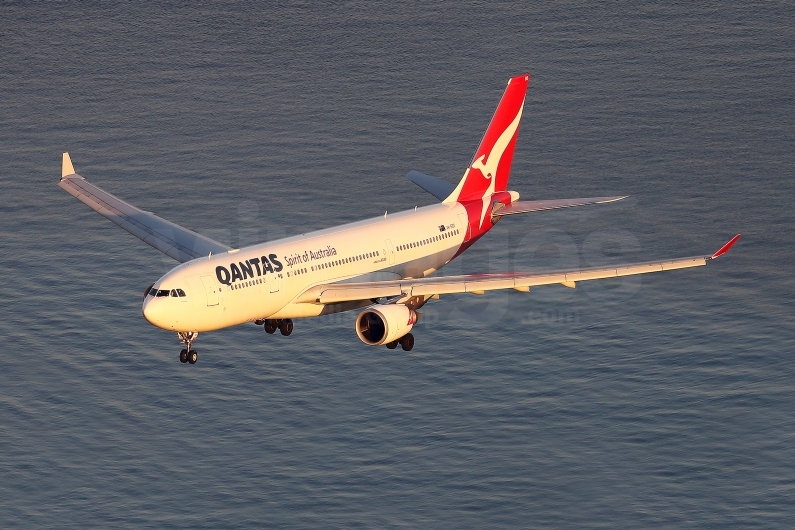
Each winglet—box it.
[708,234,741,260]
[62,152,75,178]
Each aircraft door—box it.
[269,271,282,293]
[384,239,395,265]
[199,275,220,306]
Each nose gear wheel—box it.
[177,332,199,364]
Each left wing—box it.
[58,153,231,263]
[407,170,456,201]
[296,235,741,305]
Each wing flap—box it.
[59,169,231,263]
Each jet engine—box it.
[355,304,417,346]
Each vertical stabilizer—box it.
[443,74,529,204]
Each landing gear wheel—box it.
[386,340,398,349]
[264,320,277,334]
[177,332,199,364]
[400,333,414,351]
[279,319,294,336]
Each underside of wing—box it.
[296,236,740,305]
[59,153,231,263]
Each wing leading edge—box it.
[58,153,231,263]
[296,236,741,305]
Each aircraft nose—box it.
[142,297,169,329]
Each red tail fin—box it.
[444,74,529,204]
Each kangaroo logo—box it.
[470,102,524,228]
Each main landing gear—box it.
[177,331,199,364]
[386,333,415,351]
[257,318,293,336]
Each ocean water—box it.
[1,2,794,527]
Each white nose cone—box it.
[142,297,173,330]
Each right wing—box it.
[296,235,741,305]
[58,153,231,263]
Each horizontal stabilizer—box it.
[59,161,231,263]
[495,195,627,216]
[407,171,456,201]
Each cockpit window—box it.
[149,288,186,298]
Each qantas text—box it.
[215,254,283,285]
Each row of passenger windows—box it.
[310,251,379,272]
[398,229,459,252]
[230,250,381,289]
[148,288,186,298]
[231,278,264,290]
[148,235,451,299]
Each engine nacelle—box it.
[355,304,417,346]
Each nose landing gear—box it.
[177,331,199,364]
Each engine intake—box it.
[355,304,417,346]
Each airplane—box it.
[59,74,740,364]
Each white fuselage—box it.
[142,202,470,332]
